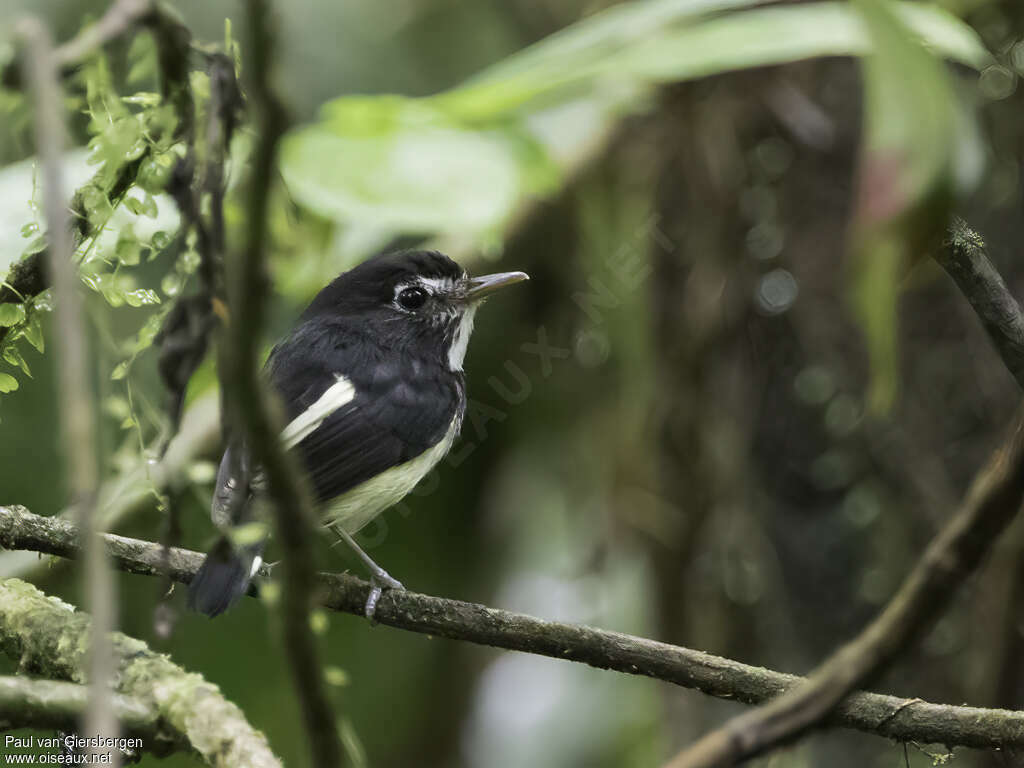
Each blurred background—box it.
[0,0,1023,766]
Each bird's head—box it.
[302,250,528,370]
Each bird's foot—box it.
[365,568,404,622]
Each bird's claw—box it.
[364,571,404,622]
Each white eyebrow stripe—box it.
[280,374,356,449]
[413,276,457,294]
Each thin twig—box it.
[4,505,1024,752]
[220,1,343,766]
[933,218,1024,391]
[16,18,117,762]
[663,217,1024,767]
[664,406,1024,768]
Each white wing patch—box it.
[280,374,356,449]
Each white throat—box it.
[448,305,478,371]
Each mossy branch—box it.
[0,577,280,767]
[0,675,166,747]
[4,505,1024,753]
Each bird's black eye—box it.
[397,286,429,311]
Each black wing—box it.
[264,318,462,504]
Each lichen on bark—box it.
[0,578,281,767]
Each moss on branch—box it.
[3,505,1024,753]
[0,578,281,767]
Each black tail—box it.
[188,536,263,617]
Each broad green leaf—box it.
[441,1,988,119]
[443,0,766,119]
[282,0,988,252]
[22,317,43,353]
[0,373,18,393]
[587,2,989,84]
[0,303,25,327]
[281,111,553,236]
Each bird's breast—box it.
[322,414,460,534]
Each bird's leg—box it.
[332,525,404,619]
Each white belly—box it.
[322,418,458,533]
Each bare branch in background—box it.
[662,220,1024,768]
[16,17,117,762]
[6,504,1024,753]
[216,1,343,766]
[664,404,1024,767]
[0,577,280,767]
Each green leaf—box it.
[123,288,161,307]
[441,1,989,118]
[282,126,525,234]
[136,154,174,194]
[22,317,43,353]
[150,231,172,251]
[140,193,159,219]
[2,346,30,377]
[282,0,988,249]
[602,2,988,82]
[0,304,25,327]
[110,360,130,380]
[116,226,142,266]
[21,236,46,256]
[0,373,18,393]
[132,312,165,353]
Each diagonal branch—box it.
[664,403,1024,767]
[4,505,1024,752]
[662,222,1024,767]
[933,218,1024,391]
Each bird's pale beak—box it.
[463,271,529,302]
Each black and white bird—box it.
[188,250,527,617]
